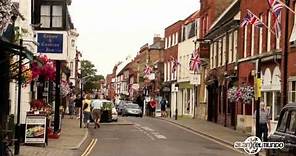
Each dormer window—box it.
[40,4,63,28]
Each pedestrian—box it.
[150,97,156,117]
[68,94,76,119]
[136,95,144,117]
[160,97,167,117]
[74,95,82,119]
[82,94,92,128]
[253,101,271,142]
[91,99,102,129]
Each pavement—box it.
[19,116,133,156]
[156,116,266,156]
[19,116,87,156]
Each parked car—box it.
[122,103,142,117]
[116,101,132,115]
[267,103,296,156]
[98,100,118,122]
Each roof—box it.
[209,0,239,30]
[184,10,200,25]
[205,0,240,39]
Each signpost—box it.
[25,115,47,145]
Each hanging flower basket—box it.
[31,55,56,81]
[61,80,71,97]
[239,85,254,104]
[227,86,238,103]
[227,85,254,104]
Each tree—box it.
[80,60,105,93]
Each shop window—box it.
[274,92,281,121]
[289,81,296,103]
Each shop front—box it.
[261,66,281,134]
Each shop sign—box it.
[37,33,63,53]
[190,74,201,85]
[25,115,47,144]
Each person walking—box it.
[74,95,82,119]
[160,97,167,117]
[253,101,271,142]
[82,94,92,128]
[150,97,157,117]
[91,99,102,129]
[68,94,76,119]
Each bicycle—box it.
[1,131,14,156]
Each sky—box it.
[68,0,200,76]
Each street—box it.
[86,117,245,156]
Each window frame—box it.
[39,2,65,30]
[277,109,290,132]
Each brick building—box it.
[163,20,183,117]
[205,0,240,128]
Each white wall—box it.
[177,36,198,83]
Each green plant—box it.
[102,102,112,111]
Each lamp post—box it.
[15,39,38,155]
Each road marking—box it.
[141,126,154,132]
[135,125,167,140]
[135,125,155,140]
[163,120,245,155]
[81,138,97,156]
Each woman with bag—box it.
[82,94,92,128]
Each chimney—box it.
[153,34,161,44]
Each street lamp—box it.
[15,39,38,155]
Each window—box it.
[40,5,50,28]
[228,32,233,63]
[172,34,175,46]
[168,36,171,48]
[187,21,196,39]
[251,24,255,56]
[52,5,62,27]
[259,15,263,54]
[287,111,296,134]
[164,62,167,81]
[165,38,167,49]
[222,36,226,66]
[40,5,63,28]
[289,81,296,103]
[175,32,178,44]
[218,40,222,66]
[233,30,238,62]
[244,26,247,58]
[210,43,214,69]
[277,110,289,132]
[289,2,296,44]
[267,11,271,52]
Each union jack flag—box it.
[143,65,153,75]
[189,51,201,72]
[170,56,180,73]
[241,10,263,28]
[268,0,283,38]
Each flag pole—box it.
[247,9,276,35]
[277,0,296,14]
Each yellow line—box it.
[84,138,97,156]
[81,139,95,156]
